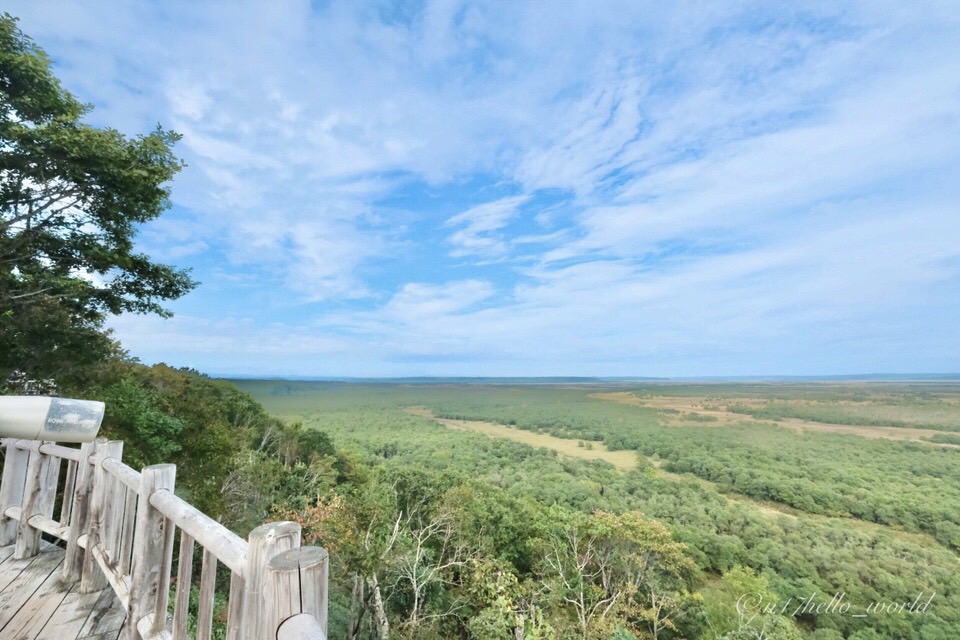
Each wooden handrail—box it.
[102,456,141,491]
[150,487,247,576]
[0,436,328,640]
[38,441,84,461]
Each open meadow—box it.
[232,379,960,640]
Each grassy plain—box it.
[232,379,960,639]
[406,406,641,471]
[592,391,960,444]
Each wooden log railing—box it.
[0,437,328,640]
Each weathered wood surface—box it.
[82,441,123,593]
[64,440,97,582]
[0,437,329,640]
[149,489,247,575]
[127,464,176,640]
[0,440,30,545]
[269,546,329,636]
[15,442,60,559]
[38,442,84,462]
[197,548,218,640]
[0,542,124,639]
[101,457,141,492]
[245,521,302,640]
[171,530,194,640]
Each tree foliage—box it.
[240,381,960,640]
[0,13,195,383]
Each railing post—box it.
[64,439,98,581]
[171,530,195,640]
[126,464,176,640]
[14,441,60,559]
[269,546,329,638]
[0,439,29,546]
[242,521,301,640]
[82,440,122,592]
[227,571,246,640]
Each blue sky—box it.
[9,1,960,377]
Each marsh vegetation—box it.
[229,380,960,640]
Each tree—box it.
[465,559,556,640]
[93,363,273,523]
[699,566,803,640]
[540,509,697,640]
[0,13,195,384]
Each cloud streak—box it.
[445,195,531,258]
[8,0,960,375]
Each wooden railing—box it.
[0,438,328,640]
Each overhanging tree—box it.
[0,13,196,384]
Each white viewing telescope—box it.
[0,396,105,443]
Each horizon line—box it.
[216,372,960,383]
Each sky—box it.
[7,0,960,377]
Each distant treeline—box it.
[726,402,960,431]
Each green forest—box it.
[223,380,960,640]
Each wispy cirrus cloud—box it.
[445,195,531,258]
[8,0,960,375]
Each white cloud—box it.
[384,280,495,321]
[445,195,531,257]
[11,0,960,375]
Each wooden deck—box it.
[0,542,124,640]
[0,437,328,640]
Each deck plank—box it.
[35,584,109,640]
[0,544,124,640]
[0,544,16,565]
[75,586,126,639]
[0,544,58,593]
[0,548,63,632]
[4,556,71,639]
